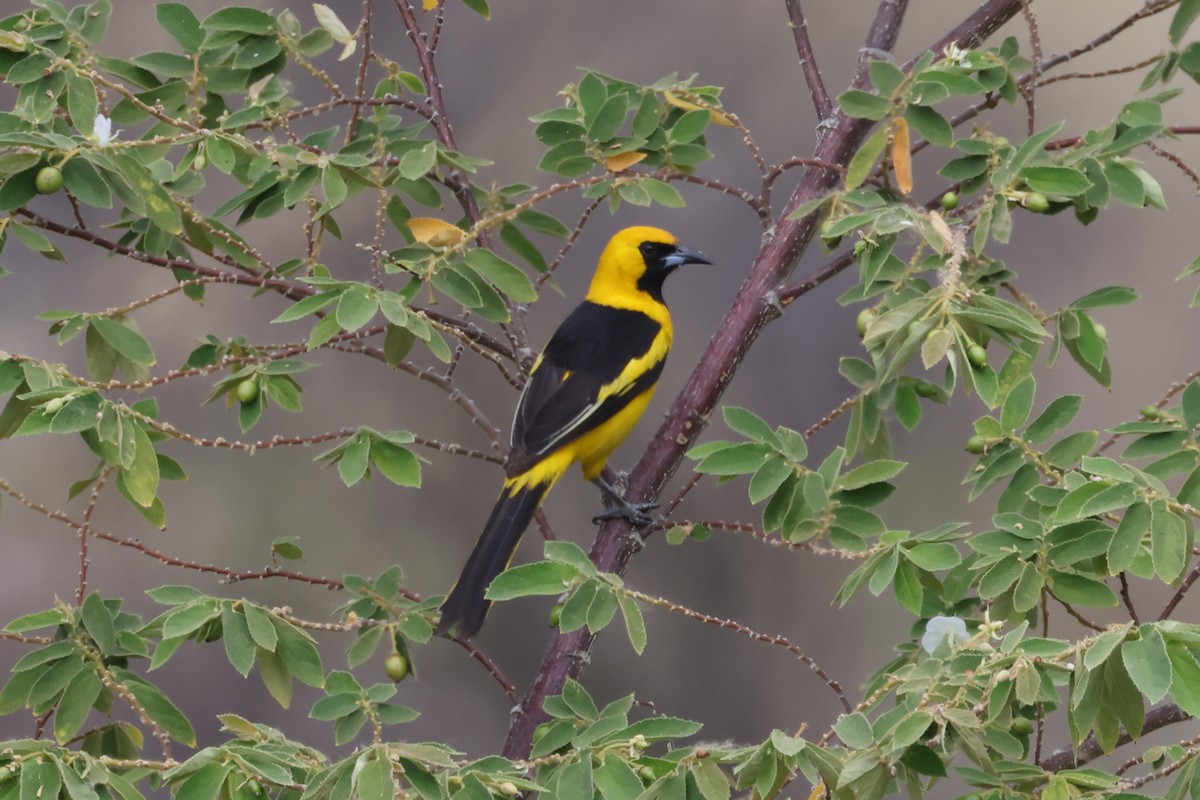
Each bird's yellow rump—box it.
[436,226,713,639]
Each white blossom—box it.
[921,615,969,654]
[91,114,116,146]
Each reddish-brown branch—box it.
[1159,561,1200,621]
[784,0,834,122]
[452,637,518,702]
[1039,702,1191,772]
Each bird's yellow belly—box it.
[502,384,658,496]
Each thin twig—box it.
[625,588,852,713]
[76,469,112,606]
[784,0,834,122]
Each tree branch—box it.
[784,0,833,121]
[1039,702,1192,772]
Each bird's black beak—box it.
[663,244,714,269]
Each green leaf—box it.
[243,603,278,652]
[110,154,183,234]
[485,561,578,600]
[1182,380,1200,432]
[1020,166,1092,196]
[617,593,646,655]
[544,540,596,575]
[157,2,204,50]
[833,712,874,748]
[63,159,112,209]
[639,178,686,208]
[399,142,438,180]
[1084,625,1130,670]
[904,543,962,571]
[53,669,102,744]
[1049,571,1117,607]
[202,5,275,33]
[1109,501,1150,574]
[271,291,338,323]
[845,126,888,191]
[123,423,160,507]
[221,604,256,677]
[1044,431,1099,470]
[722,406,780,446]
[1170,0,1200,43]
[464,249,537,302]
[337,434,370,486]
[370,441,421,487]
[694,442,770,476]
[277,638,327,695]
[172,762,230,800]
[1025,395,1082,444]
[1167,642,1200,715]
[256,647,292,708]
[1070,286,1139,310]
[594,752,644,800]
[20,762,61,800]
[837,90,891,121]
[161,600,220,640]
[618,715,703,741]
[4,609,70,633]
[1151,503,1188,583]
[112,668,196,745]
[310,692,360,721]
[838,459,905,490]
[81,592,118,654]
[336,286,377,332]
[1001,376,1035,432]
[590,94,629,142]
[90,318,156,366]
[905,104,953,147]
[66,75,99,138]
[1121,627,1172,703]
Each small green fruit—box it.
[1075,206,1098,225]
[244,778,263,796]
[384,652,409,682]
[994,669,1011,683]
[914,381,939,399]
[548,602,563,627]
[193,154,207,171]
[639,766,656,782]
[35,166,63,195]
[236,379,259,404]
[43,396,68,415]
[1140,406,1160,420]
[0,766,13,785]
[992,136,1010,149]
[966,344,988,368]
[1010,717,1034,737]
[940,191,959,211]
[1093,323,1107,341]
[965,435,986,455]
[856,307,875,337]
[1024,192,1050,213]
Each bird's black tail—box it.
[437,482,549,639]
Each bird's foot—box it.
[592,500,657,527]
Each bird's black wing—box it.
[508,302,664,474]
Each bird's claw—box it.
[592,501,657,527]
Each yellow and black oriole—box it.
[437,226,712,639]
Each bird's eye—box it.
[638,242,655,256]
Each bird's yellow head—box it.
[586,226,712,308]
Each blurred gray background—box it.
[1,0,1198,765]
